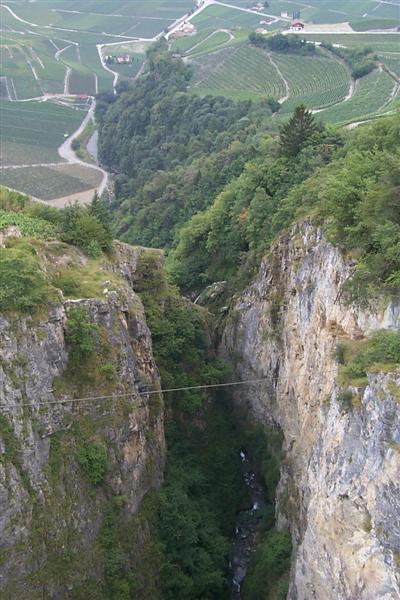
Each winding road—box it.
[58,98,108,196]
[2,0,399,205]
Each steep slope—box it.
[222,221,400,599]
[0,236,165,598]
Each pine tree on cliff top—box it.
[280,104,318,157]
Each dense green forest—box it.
[249,32,316,54]
[98,47,400,304]
[168,110,400,302]
[96,42,277,249]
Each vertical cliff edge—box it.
[222,221,400,600]
[0,240,165,598]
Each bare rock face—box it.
[222,222,400,600]
[0,242,165,598]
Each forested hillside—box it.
[98,48,399,304]
[169,111,400,302]
[96,42,277,248]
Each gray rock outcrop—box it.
[222,222,400,599]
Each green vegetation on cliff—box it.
[336,330,400,387]
[0,189,118,314]
[167,112,400,303]
[97,49,399,305]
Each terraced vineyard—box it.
[318,68,397,124]
[381,55,400,78]
[190,45,287,101]
[190,44,352,109]
[273,53,351,112]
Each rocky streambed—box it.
[230,451,266,599]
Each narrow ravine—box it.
[230,451,266,599]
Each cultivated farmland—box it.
[191,4,270,31]
[381,54,400,78]
[318,68,397,124]
[273,53,351,112]
[298,33,400,54]
[0,0,199,201]
[0,163,102,201]
[1,100,88,165]
[0,0,195,100]
[190,43,352,109]
[251,0,400,24]
[3,0,195,37]
[190,45,287,101]
[1,0,399,203]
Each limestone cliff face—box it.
[222,222,400,600]
[0,241,165,598]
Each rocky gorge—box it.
[0,240,165,598]
[1,211,400,599]
[222,221,400,599]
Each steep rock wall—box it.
[222,222,400,600]
[0,242,165,598]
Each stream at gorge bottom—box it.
[230,451,267,599]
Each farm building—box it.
[291,21,304,31]
[105,54,132,64]
[182,22,196,33]
[252,2,264,10]
[117,54,131,64]
[170,22,197,38]
[170,31,187,38]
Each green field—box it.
[318,68,397,123]
[381,54,400,78]
[1,100,87,165]
[0,22,113,97]
[4,0,194,37]
[171,27,250,57]
[248,0,400,23]
[0,41,42,99]
[171,29,218,54]
[191,4,271,31]
[188,30,234,57]
[350,18,400,31]
[298,33,400,53]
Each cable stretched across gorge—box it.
[0,371,339,410]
